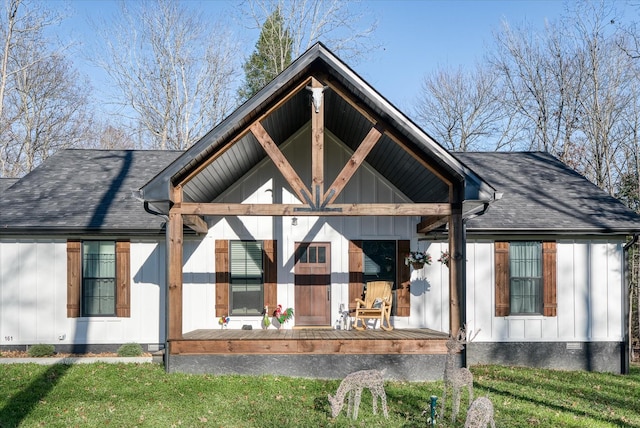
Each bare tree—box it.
[413,64,514,152]
[2,31,93,176]
[488,1,634,196]
[240,0,379,65]
[490,18,588,164]
[0,0,19,125]
[84,123,136,150]
[0,0,91,177]
[93,0,238,150]
[572,2,633,194]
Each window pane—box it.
[510,242,542,314]
[362,241,396,315]
[309,246,317,263]
[231,241,263,277]
[511,278,542,313]
[230,279,263,316]
[363,241,395,282]
[318,246,326,263]
[83,278,115,316]
[83,241,115,277]
[297,246,308,263]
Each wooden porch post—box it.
[168,185,184,343]
[448,202,464,335]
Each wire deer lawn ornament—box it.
[441,326,480,423]
[328,369,389,420]
[465,396,496,428]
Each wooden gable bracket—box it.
[183,214,208,234]
[416,215,449,234]
[169,181,208,234]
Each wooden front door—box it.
[294,242,331,326]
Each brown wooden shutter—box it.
[215,240,230,317]
[115,240,131,318]
[495,241,510,316]
[348,240,363,313]
[396,240,411,317]
[263,240,277,312]
[66,240,81,318]
[542,241,557,317]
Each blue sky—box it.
[58,0,570,115]
[361,0,568,109]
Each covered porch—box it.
[139,44,496,379]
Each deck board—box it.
[172,328,448,356]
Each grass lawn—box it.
[0,363,639,427]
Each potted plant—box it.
[405,250,432,269]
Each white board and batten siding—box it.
[466,239,625,343]
[0,238,167,347]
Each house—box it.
[1,43,638,380]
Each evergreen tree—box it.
[238,7,292,101]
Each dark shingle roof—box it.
[1,149,637,236]
[0,178,18,192]
[456,151,640,235]
[0,149,181,235]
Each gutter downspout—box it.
[144,201,171,373]
[623,233,639,374]
[458,193,500,367]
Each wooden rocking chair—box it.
[353,281,393,331]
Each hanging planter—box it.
[438,250,450,268]
[405,250,432,270]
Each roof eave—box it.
[465,227,640,236]
[0,227,167,237]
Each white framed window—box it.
[509,241,543,314]
[230,241,264,316]
[82,241,116,316]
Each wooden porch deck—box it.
[170,328,449,356]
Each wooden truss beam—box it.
[250,121,314,206]
[180,202,451,217]
[323,122,383,206]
